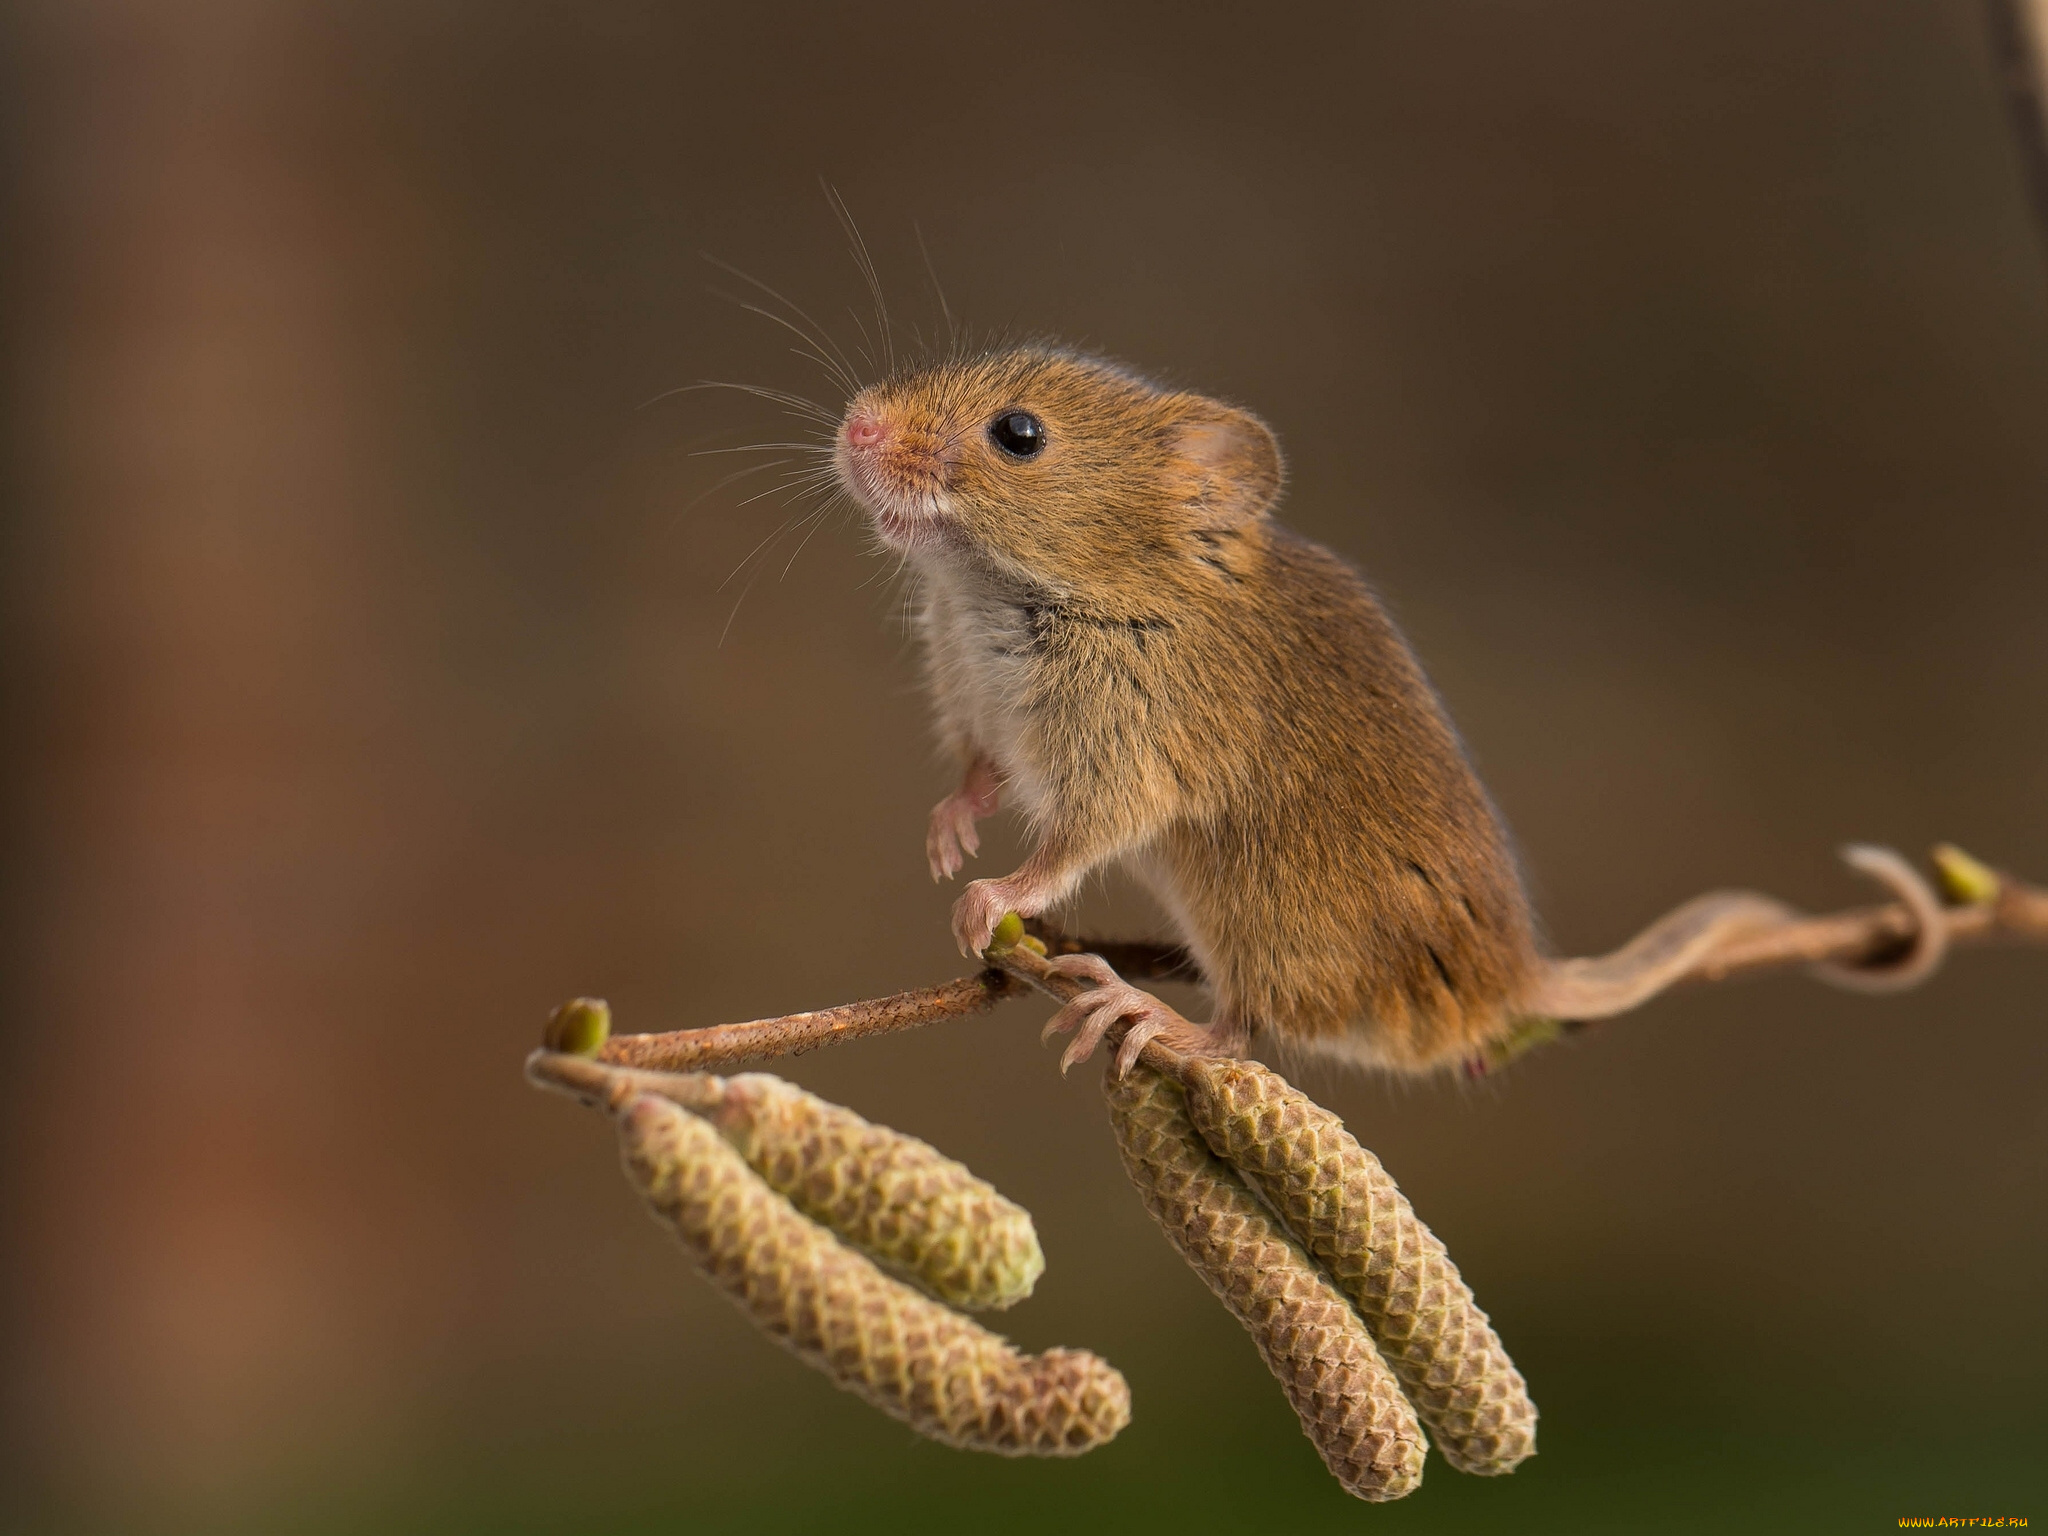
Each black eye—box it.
[988,411,1045,459]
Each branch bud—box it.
[1931,843,2001,907]
[542,997,610,1056]
[986,911,1026,954]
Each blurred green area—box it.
[27,1326,2043,1534]
[4,0,2045,1531]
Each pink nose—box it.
[845,414,888,449]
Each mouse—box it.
[830,346,1943,1077]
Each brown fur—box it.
[836,347,1541,1072]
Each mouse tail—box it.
[1527,889,1796,1020]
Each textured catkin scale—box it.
[617,1094,1130,1457]
[713,1074,1044,1311]
[1104,1064,1427,1501]
[1176,1057,1537,1476]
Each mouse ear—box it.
[1168,401,1284,525]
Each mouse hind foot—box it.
[1040,953,1248,1078]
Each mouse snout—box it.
[835,400,958,554]
[844,412,890,450]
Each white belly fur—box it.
[915,562,1052,820]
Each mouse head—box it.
[835,348,1283,598]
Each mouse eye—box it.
[988,411,1045,459]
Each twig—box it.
[527,1048,717,1110]
[1673,874,2048,985]
[522,846,2047,1496]
[986,939,1198,1076]
[593,971,1021,1073]
[572,847,2047,1074]
[1024,922,1196,983]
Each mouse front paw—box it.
[952,878,1024,958]
[925,791,984,881]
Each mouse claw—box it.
[1042,976,1195,1078]
[1059,997,1133,1075]
[925,772,996,882]
[925,797,981,881]
[1113,1017,1170,1079]
[951,880,1015,958]
[1047,952,1119,989]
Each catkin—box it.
[1175,1056,1537,1476]
[1105,1063,1426,1501]
[617,1093,1129,1457]
[710,1073,1044,1311]
[555,1060,1044,1312]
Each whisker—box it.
[824,180,893,375]
[778,506,835,580]
[717,500,835,647]
[914,220,958,356]
[719,508,807,594]
[772,459,843,487]
[645,381,838,430]
[706,293,860,399]
[734,471,832,511]
[934,415,986,456]
[779,344,856,398]
[719,566,769,648]
[701,252,865,389]
[659,379,838,425]
[674,457,793,521]
[891,553,917,629]
[895,557,918,633]
[689,440,834,456]
[776,476,845,507]
[852,547,901,592]
[844,306,880,378]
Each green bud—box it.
[1931,843,1999,907]
[986,911,1025,954]
[543,997,611,1056]
[1477,1015,1564,1073]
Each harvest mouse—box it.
[831,347,1943,1076]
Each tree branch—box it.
[1664,866,2048,984]
[591,970,1022,1073]
[566,845,2047,1076]
[522,845,2046,1498]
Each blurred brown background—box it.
[3,3,2044,1532]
